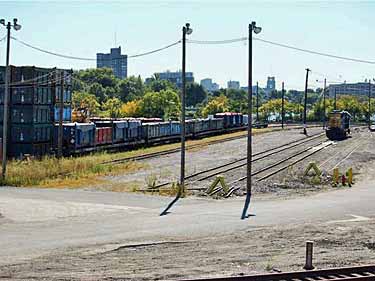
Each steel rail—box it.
[149,132,326,190]
[181,265,375,281]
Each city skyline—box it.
[1,1,375,90]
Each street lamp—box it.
[180,23,192,193]
[241,21,261,220]
[303,68,310,135]
[1,18,22,179]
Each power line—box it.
[10,36,181,61]
[254,37,375,65]
[0,36,6,42]
[187,37,247,44]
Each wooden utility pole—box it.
[58,70,64,158]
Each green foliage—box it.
[72,92,100,116]
[140,89,181,119]
[201,95,229,117]
[103,97,122,118]
[186,83,207,107]
[118,76,144,102]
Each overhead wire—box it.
[10,36,181,61]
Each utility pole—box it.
[1,18,21,180]
[58,70,64,158]
[180,23,192,192]
[334,87,337,110]
[241,21,262,220]
[323,78,326,129]
[368,79,371,129]
[281,81,285,129]
[256,81,259,122]
[303,68,310,135]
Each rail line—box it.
[182,265,375,281]
[149,132,327,190]
[102,124,320,165]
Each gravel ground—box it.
[2,219,375,280]
[98,127,325,193]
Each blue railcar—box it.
[170,121,181,135]
[127,119,142,141]
[54,122,96,151]
[113,121,128,143]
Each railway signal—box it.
[1,18,22,180]
[241,21,262,220]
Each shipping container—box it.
[9,142,52,158]
[12,66,53,85]
[53,105,72,122]
[9,124,53,143]
[55,86,72,103]
[11,86,53,105]
[9,105,51,124]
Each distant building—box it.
[146,70,194,88]
[240,86,258,93]
[201,78,219,92]
[97,46,127,79]
[329,82,375,97]
[263,76,276,96]
[227,80,240,90]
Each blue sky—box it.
[1,0,375,90]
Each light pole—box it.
[323,78,326,129]
[256,81,259,122]
[368,79,371,129]
[180,23,192,192]
[334,87,337,110]
[281,81,285,129]
[303,68,310,135]
[241,21,261,220]
[1,18,21,180]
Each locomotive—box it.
[326,110,351,140]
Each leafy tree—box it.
[75,68,118,88]
[118,76,145,102]
[72,92,100,117]
[103,97,122,118]
[201,95,229,117]
[146,76,177,92]
[121,100,142,117]
[88,82,107,103]
[186,83,207,107]
[140,89,181,119]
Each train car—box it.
[326,110,351,140]
[54,122,96,152]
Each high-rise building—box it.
[266,77,276,91]
[201,78,219,92]
[227,80,240,90]
[96,46,127,79]
[146,70,194,88]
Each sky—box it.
[1,0,375,90]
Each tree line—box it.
[72,68,374,122]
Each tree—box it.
[147,76,177,92]
[201,95,229,117]
[121,100,142,117]
[186,83,207,107]
[140,89,181,119]
[72,92,100,117]
[88,82,107,103]
[118,76,145,102]
[103,97,123,118]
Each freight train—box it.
[53,112,259,156]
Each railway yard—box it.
[1,125,375,280]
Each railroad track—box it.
[148,132,327,191]
[182,265,375,281]
[102,124,320,165]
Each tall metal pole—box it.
[256,81,259,122]
[281,81,285,129]
[323,78,326,129]
[334,87,337,110]
[303,68,310,135]
[368,80,371,129]
[58,70,64,158]
[241,22,254,220]
[2,22,11,179]
[180,24,187,190]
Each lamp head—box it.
[0,19,5,26]
[185,23,193,35]
[253,26,262,34]
[14,23,21,31]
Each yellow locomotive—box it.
[326,110,351,140]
